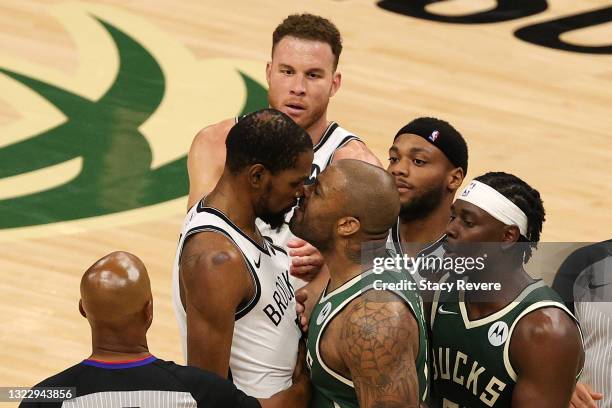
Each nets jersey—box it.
[387,218,446,284]
[307,266,429,407]
[431,275,582,408]
[255,122,362,264]
[172,201,301,398]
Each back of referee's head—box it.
[79,251,153,335]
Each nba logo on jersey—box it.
[488,321,509,346]
[428,130,440,142]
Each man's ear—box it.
[448,167,465,192]
[247,164,267,188]
[330,70,341,98]
[266,61,272,86]
[144,299,153,330]
[500,225,521,250]
[79,299,86,318]
[337,216,360,237]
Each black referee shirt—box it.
[19,355,261,407]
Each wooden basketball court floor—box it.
[0,0,610,399]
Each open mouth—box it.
[284,103,306,115]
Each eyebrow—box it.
[389,145,399,153]
[409,147,430,155]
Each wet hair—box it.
[272,13,342,69]
[475,172,545,262]
[225,109,312,174]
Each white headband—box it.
[458,180,528,236]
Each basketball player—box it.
[20,251,308,408]
[431,172,584,407]
[187,13,380,284]
[296,116,468,330]
[290,160,429,407]
[387,117,467,268]
[172,109,312,398]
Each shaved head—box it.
[80,251,152,331]
[290,159,400,254]
[332,159,400,235]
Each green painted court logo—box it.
[0,9,267,231]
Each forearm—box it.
[187,342,231,378]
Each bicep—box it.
[181,234,252,376]
[510,309,583,408]
[341,291,420,408]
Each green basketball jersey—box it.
[430,275,581,408]
[307,267,429,408]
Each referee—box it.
[553,240,611,408]
[20,251,308,407]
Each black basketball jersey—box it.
[19,355,261,408]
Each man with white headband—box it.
[430,171,585,407]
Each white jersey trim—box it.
[181,224,261,320]
[502,301,583,381]
[458,280,547,329]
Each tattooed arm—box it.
[340,290,420,408]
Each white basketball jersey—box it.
[256,122,362,285]
[172,201,301,398]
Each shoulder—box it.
[510,305,582,368]
[332,138,382,167]
[31,362,87,387]
[342,289,419,339]
[182,229,243,263]
[180,232,249,290]
[514,306,579,342]
[190,118,236,154]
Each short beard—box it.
[259,211,287,230]
[399,182,444,222]
[257,185,292,230]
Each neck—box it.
[399,201,450,256]
[323,247,363,293]
[90,331,150,362]
[323,241,386,293]
[306,116,331,146]
[204,173,259,236]
[465,259,534,317]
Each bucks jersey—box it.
[431,275,582,407]
[255,122,363,282]
[172,200,301,398]
[307,267,429,407]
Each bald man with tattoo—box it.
[289,160,429,408]
[21,252,308,408]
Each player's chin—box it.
[442,240,458,256]
[288,216,303,238]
